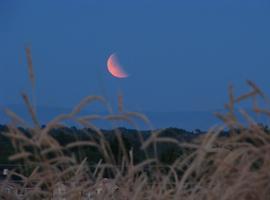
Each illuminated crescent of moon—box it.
[107,54,129,78]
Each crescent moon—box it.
[107,53,129,78]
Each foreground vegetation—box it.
[1,83,270,200]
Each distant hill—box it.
[0,125,202,168]
[0,105,269,131]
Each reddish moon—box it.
[107,53,129,78]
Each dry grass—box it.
[1,49,270,199]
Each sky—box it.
[1,0,270,115]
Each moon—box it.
[107,53,129,78]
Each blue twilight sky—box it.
[1,0,270,113]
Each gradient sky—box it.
[1,0,270,113]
